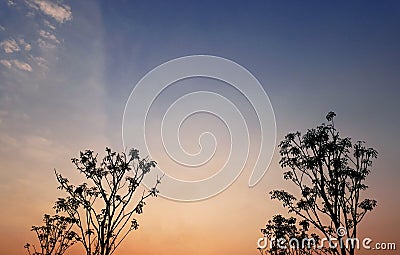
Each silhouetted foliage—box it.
[269,112,377,255]
[24,214,79,255]
[258,214,332,255]
[54,147,161,255]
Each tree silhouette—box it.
[258,214,332,255]
[24,214,79,255]
[54,147,161,255]
[269,112,377,255]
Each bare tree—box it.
[270,112,377,255]
[24,214,79,255]
[54,147,161,255]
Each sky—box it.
[0,0,400,254]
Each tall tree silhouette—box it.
[24,214,79,255]
[269,112,377,255]
[54,147,161,255]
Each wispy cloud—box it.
[12,59,32,72]
[26,0,72,24]
[37,29,60,49]
[18,39,31,51]
[0,59,32,72]
[0,39,20,53]
[0,1,72,73]
[7,0,16,7]
[0,59,12,68]
[37,38,55,49]
[31,56,47,69]
[43,20,56,30]
[39,29,60,44]
[0,38,31,53]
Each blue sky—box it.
[0,1,399,254]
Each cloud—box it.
[0,39,20,53]
[7,0,16,7]
[39,30,60,44]
[37,38,56,49]
[32,56,47,69]
[18,39,31,51]
[26,0,72,24]
[0,60,12,69]
[1,59,33,72]
[0,59,32,72]
[0,1,73,75]
[43,20,56,30]
[37,30,60,49]
[12,59,32,72]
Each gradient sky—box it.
[0,1,399,254]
